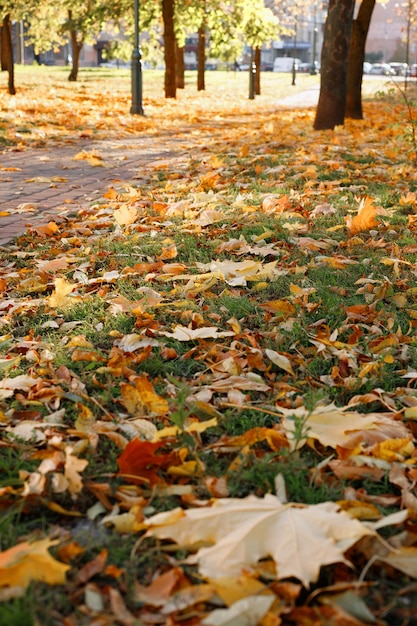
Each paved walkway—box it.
[0,87,320,247]
[0,136,191,247]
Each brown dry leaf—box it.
[145,495,373,587]
[201,594,275,625]
[0,539,70,588]
[265,349,295,375]
[346,196,379,235]
[133,567,189,606]
[379,547,417,578]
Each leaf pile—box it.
[2,74,417,624]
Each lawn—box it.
[1,66,417,625]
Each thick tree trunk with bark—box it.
[1,15,15,94]
[197,26,205,91]
[255,47,261,96]
[175,43,185,89]
[345,0,375,119]
[162,0,176,98]
[68,30,83,81]
[314,0,355,130]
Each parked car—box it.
[260,62,274,71]
[363,62,373,74]
[273,57,301,72]
[389,62,408,76]
[298,61,320,74]
[407,64,417,77]
[369,63,396,75]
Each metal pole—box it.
[292,20,297,86]
[131,0,144,115]
[405,0,411,90]
[20,21,25,65]
[249,46,255,99]
[311,6,317,75]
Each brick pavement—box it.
[0,136,190,247]
[0,86,320,247]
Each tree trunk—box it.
[1,15,15,94]
[176,42,185,89]
[345,0,376,119]
[162,0,176,98]
[197,25,205,91]
[254,47,261,95]
[314,0,355,130]
[68,30,83,81]
[1,19,7,70]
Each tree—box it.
[23,0,127,82]
[175,41,185,88]
[162,0,176,97]
[1,13,15,94]
[197,25,206,91]
[314,0,355,130]
[345,0,376,119]
[241,0,279,96]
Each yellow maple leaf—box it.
[64,446,89,496]
[47,277,76,309]
[0,539,70,588]
[114,205,139,226]
[346,197,379,235]
[399,191,417,205]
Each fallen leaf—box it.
[0,539,70,588]
[201,594,275,625]
[346,196,379,235]
[145,495,373,587]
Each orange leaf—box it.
[117,439,177,485]
[346,197,379,235]
[30,221,60,237]
[120,375,169,415]
[260,300,296,317]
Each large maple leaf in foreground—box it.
[144,494,373,587]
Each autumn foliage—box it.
[1,69,417,623]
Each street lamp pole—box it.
[131,0,144,115]
[405,0,412,90]
[311,6,318,75]
[292,18,297,85]
[249,46,255,99]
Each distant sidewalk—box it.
[278,84,320,108]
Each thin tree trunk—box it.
[1,15,15,94]
[197,25,205,91]
[345,0,376,119]
[162,0,176,98]
[254,46,261,95]
[67,11,83,82]
[314,0,355,130]
[175,42,185,89]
